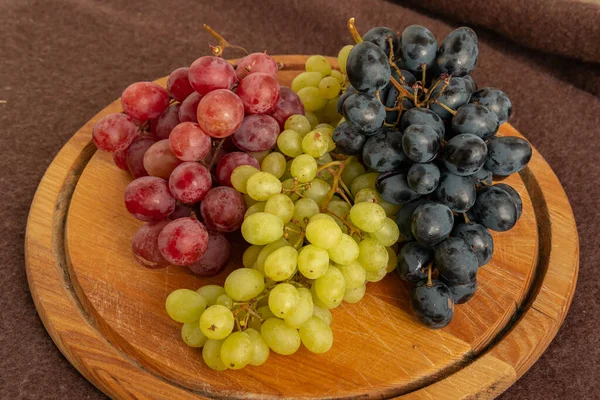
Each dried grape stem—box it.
[203,24,248,57]
[426,263,433,288]
[347,18,363,43]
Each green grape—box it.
[244,193,259,208]
[284,221,303,246]
[309,213,334,224]
[312,304,333,326]
[301,130,329,158]
[249,150,270,164]
[350,172,379,197]
[243,245,264,269]
[304,111,319,128]
[299,316,333,353]
[197,285,226,306]
[284,287,314,328]
[306,217,342,249]
[343,284,367,303]
[247,172,283,201]
[317,97,342,126]
[302,178,331,205]
[247,317,263,332]
[314,123,334,136]
[245,328,270,366]
[268,283,299,318]
[354,188,401,217]
[224,268,265,301]
[261,152,286,179]
[297,87,327,112]
[330,69,344,83]
[318,76,341,99]
[281,179,300,201]
[379,200,401,218]
[261,318,301,355]
[297,244,329,279]
[165,289,207,323]
[342,162,366,188]
[293,197,320,227]
[337,260,366,289]
[337,45,354,75]
[277,129,303,157]
[264,246,298,281]
[199,305,235,340]
[202,339,227,371]
[370,217,400,246]
[313,265,346,309]
[245,201,266,218]
[358,238,389,273]
[231,165,260,194]
[306,55,332,76]
[327,200,351,218]
[220,331,253,370]
[181,321,208,347]
[291,71,323,93]
[284,115,311,136]
[216,294,233,309]
[386,246,398,273]
[241,212,284,245]
[365,266,387,282]
[290,154,318,183]
[327,233,359,265]
[349,202,386,233]
[264,193,295,223]
[315,152,333,181]
[279,160,294,182]
[256,305,276,320]
[256,238,290,273]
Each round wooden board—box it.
[25,55,578,400]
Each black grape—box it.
[470,87,512,124]
[435,171,476,212]
[384,85,415,125]
[363,26,398,57]
[464,75,477,92]
[411,201,454,245]
[402,124,441,163]
[395,199,427,240]
[407,163,440,194]
[442,134,487,176]
[411,280,454,329]
[400,107,445,139]
[485,136,532,176]
[467,185,518,231]
[494,183,523,220]
[346,41,391,93]
[342,93,386,133]
[337,90,354,114]
[436,27,479,77]
[397,242,433,283]
[434,237,479,285]
[471,166,492,187]
[332,122,367,155]
[448,281,477,304]
[362,129,407,172]
[451,103,499,141]
[376,171,421,205]
[452,222,494,266]
[429,77,474,120]
[400,25,438,73]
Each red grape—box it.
[168,202,199,220]
[132,220,170,268]
[121,82,170,122]
[158,217,208,266]
[92,113,138,153]
[126,136,156,178]
[178,92,202,123]
[269,86,305,129]
[197,89,245,138]
[143,139,182,179]
[200,186,246,232]
[154,103,181,140]
[187,232,231,276]
[124,176,176,221]
[232,114,280,152]
[113,146,130,170]
[235,52,278,80]
[236,73,280,115]
[166,67,194,102]
[216,151,259,186]
[202,145,227,170]
[188,56,236,95]
[169,122,211,162]
[168,162,212,204]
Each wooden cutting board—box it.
[24,55,578,399]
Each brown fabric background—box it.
[1,0,599,399]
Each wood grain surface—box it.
[25,55,579,399]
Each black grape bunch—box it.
[333,19,532,329]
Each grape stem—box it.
[316,161,343,173]
[347,18,363,43]
[426,263,433,288]
[204,138,226,170]
[433,100,458,116]
[463,213,472,224]
[203,24,248,57]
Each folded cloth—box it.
[401,0,600,64]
